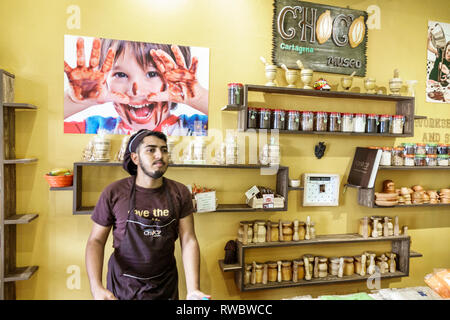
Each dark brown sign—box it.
[272,0,368,76]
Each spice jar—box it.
[255,262,263,284]
[438,154,449,166]
[353,113,366,133]
[343,257,355,276]
[380,147,392,166]
[318,257,328,278]
[379,114,391,134]
[267,261,278,282]
[426,154,437,166]
[402,143,415,155]
[329,257,340,276]
[269,222,279,242]
[271,109,286,130]
[359,217,372,238]
[391,115,404,134]
[414,143,426,155]
[438,144,448,155]
[426,143,438,155]
[281,261,292,281]
[392,147,404,166]
[354,256,362,275]
[287,110,300,131]
[297,221,306,240]
[282,221,293,242]
[366,114,379,133]
[404,154,415,166]
[294,259,304,280]
[342,113,353,132]
[328,112,342,132]
[414,154,426,166]
[258,108,271,129]
[301,111,314,131]
[247,108,258,129]
[314,112,328,131]
[228,83,243,105]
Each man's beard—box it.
[139,158,167,179]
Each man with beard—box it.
[85,130,210,300]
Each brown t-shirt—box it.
[91,176,194,248]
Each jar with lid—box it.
[391,115,405,134]
[328,112,342,132]
[238,221,253,244]
[404,154,415,166]
[318,257,328,278]
[438,154,449,166]
[267,261,278,282]
[380,147,392,166]
[228,83,243,105]
[343,257,355,276]
[255,262,263,284]
[329,257,340,276]
[294,259,304,280]
[414,143,426,155]
[301,111,314,131]
[426,154,437,166]
[281,261,292,281]
[342,113,353,132]
[366,114,379,133]
[354,255,362,275]
[244,264,252,285]
[297,221,306,240]
[353,113,366,133]
[402,143,415,155]
[247,108,258,128]
[269,222,279,242]
[281,221,293,242]
[258,108,271,129]
[314,112,328,131]
[438,144,448,155]
[255,221,267,243]
[426,143,438,155]
[359,217,372,238]
[286,110,300,131]
[271,109,286,130]
[392,147,404,166]
[379,114,391,133]
[414,154,426,166]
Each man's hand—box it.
[91,286,117,300]
[186,290,211,300]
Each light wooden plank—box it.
[4,266,38,282]
[4,214,38,225]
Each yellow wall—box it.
[0,0,448,299]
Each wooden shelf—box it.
[73,161,274,170]
[4,266,38,282]
[242,271,407,291]
[221,104,242,111]
[50,186,73,191]
[2,102,37,110]
[410,250,423,258]
[288,186,304,191]
[219,260,242,272]
[4,214,38,225]
[373,203,450,208]
[379,165,450,170]
[3,158,38,164]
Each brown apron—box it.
[107,177,179,300]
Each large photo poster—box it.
[64,35,209,135]
[427,21,450,103]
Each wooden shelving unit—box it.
[0,69,39,300]
[219,233,419,291]
[228,84,419,138]
[71,162,289,215]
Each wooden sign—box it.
[272,0,368,76]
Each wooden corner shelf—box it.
[50,186,73,191]
[4,214,38,225]
[4,266,38,282]
[2,103,37,110]
[3,158,38,164]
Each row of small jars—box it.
[238,220,315,245]
[244,252,397,285]
[247,108,404,134]
[376,146,449,166]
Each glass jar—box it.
[437,144,448,155]
[294,260,304,280]
[379,114,391,134]
[380,147,392,166]
[228,83,243,105]
[402,143,415,155]
[392,147,404,166]
[297,222,306,240]
[328,112,342,132]
[414,143,426,155]
[301,111,314,131]
[282,221,293,242]
[426,143,438,155]
[314,112,328,131]
[404,154,415,166]
[353,113,366,133]
[329,257,340,276]
[391,115,405,134]
[287,110,300,131]
[343,257,355,276]
[258,108,271,129]
[269,222,279,242]
[366,114,379,133]
[438,154,449,166]
[414,154,426,166]
[271,109,285,130]
[342,113,353,132]
[281,261,292,281]
[247,108,258,128]
[318,257,328,278]
[426,154,437,166]
[267,261,278,282]
[255,221,266,243]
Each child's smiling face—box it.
[107,44,167,127]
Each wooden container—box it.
[281,261,292,281]
[270,222,279,242]
[255,262,263,283]
[238,221,253,244]
[329,257,340,276]
[281,221,293,242]
[267,261,278,282]
[354,255,362,275]
[298,222,306,240]
[293,259,304,280]
[343,257,354,276]
[244,264,252,285]
[255,221,266,243]
[318,257,328,278]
